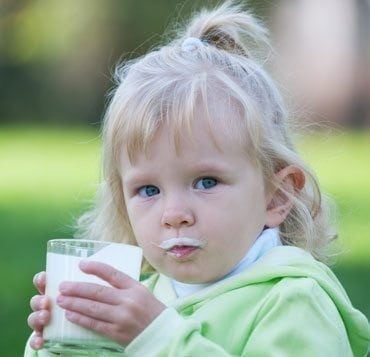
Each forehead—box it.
[119,111,255,181]
[156,109,241,157]
[128,94,248,162]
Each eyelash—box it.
[136,176,219,198]
[194,177,218,190]
[137,185,160,197]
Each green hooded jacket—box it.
[25,246,370,356]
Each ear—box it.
[265,165,305,228]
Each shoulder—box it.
[246,251,347,330]
[271,275,331,297]
[243,277,354,355]
[262,276,341,318]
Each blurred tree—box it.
[0,0,270,125]
[1,0,118,124]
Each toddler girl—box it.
[26,2,369,355]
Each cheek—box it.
[127,213,146,242]
[216,188,266,230]
[125,205,144,239]
[126,204,158,246]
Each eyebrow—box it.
[123,161,229,182]
[188,161,230,175]
[121,168,151,189]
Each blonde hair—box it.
[76,1,336,268]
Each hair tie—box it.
[181,37,203,52]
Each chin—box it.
[172,271,216,284]
[167,270,205,284]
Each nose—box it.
[161,204,195,229]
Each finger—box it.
[79,261,137,289]
[64,310,120,343]
[29,332,44,350]
[57,295,118,323]
[33,272,46,294]
[30,295,49,311]
[59,282,120,305]
[27,310,50,331]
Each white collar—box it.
[171,228,281,298]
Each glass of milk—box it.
[43,239,142,355]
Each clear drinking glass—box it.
[43,239,142,355]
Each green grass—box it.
[0,126,101,355]
[1,126,369,356]
[297,131,370,264]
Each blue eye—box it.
[138,185,160,197]
[194,177,218,190]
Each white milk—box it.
[43,243,142,345]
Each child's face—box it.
[120,112,269,284]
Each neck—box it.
[171,227,281,298]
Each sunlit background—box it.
[1,1,369,355]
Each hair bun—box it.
[201,28,247,56]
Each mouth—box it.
[159,237,205,260]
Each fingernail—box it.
[33,272,42,285]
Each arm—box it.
[25,265,233,357]
[125,308,233,356]
[58,261,236,356]
[59,264,355,356]
[26,267,355,356]
[127,278,355,356]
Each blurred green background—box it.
[1,1,369,355]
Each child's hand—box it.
[57,261,166,346]
[27,272,51,350]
